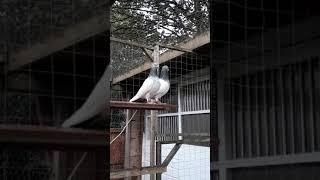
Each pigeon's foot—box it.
[155,98,161,104]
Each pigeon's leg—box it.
[155,98,161,104]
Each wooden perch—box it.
[110,101,176,110]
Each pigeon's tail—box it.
[129,95,139,102]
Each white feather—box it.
[154,79,170,100]
[130,77,160,102]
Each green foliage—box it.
[111,0,209,45]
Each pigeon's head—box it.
[149,63,159,77]
[160,65,169,81]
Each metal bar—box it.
[308,60,315,151]
[288,65,296,153]
[298,64,306,152]
[238,78,244,158]
[161,143,182,166]
[254,75,260,156]
[262,71,269,156]
[315,59,320,150]
[178,85,183,140]
[278,68,286,154]
[270,70,277,155]
[246,75,252,157]
[231,81,237,158]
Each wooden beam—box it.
[8,14,107,72]
[111,37,154,50]
[112,31,210,84]
[214,152,320,169]
[159,44,193,53]
[110,101,176,110]
[142,48,154,62]
[0,124,106,150]
[110,166,167,179]
[161,143,182,166]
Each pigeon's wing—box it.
[129,77,154,102]
[148,77,161,98]
[155,79,170,99]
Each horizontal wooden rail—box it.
[0,124,107,150]
[110,101,176,110]
[110,166,167,179]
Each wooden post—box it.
[156,142,162,180]
[150,44,160,180]
[150,110,158,180]
[124,109,132,180]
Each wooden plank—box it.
[111,37,154,50]
[156,142,162,180]
[110,101,176,110]
[0,125,106,150]
[156,133,210,137]
[112,31,210,84]
[110,166,167,179]
[8,14,107,72]
[162,143,182,166]
[158,44,193,53]
[214,152,320,169]
[142,48,154,62]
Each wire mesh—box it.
[212,0,320,179]
[0,1,109,179]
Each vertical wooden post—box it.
[156,142,162,180]
[150,44,159,180]
[150,110,157,180]
[124,109,132,180]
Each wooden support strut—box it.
[110,143,182,179]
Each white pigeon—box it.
[154,65,170,103]
[129,63,161,102]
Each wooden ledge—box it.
[0,124,107,150]
[110,101,177,110]
[110,166,167,179]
